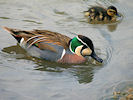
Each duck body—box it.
[3,27,103,64]
[27,43,86,64]
[85,6,120,23]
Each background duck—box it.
[84,5,120,23]
[3,27,103,64]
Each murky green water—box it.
[0,0,133,100]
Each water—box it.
[0,0,133,100]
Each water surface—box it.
[0,0,133,100]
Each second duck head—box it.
[107,6,120,17]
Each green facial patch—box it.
[70,37,83,53]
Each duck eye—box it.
[107,10,116,16]
[109,9,116,13]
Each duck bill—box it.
[91,52,103,63]
[116,13,121,17]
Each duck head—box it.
[69,35,103,63]
[107,6,120,17]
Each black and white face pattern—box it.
[77,35,103,63]
[76,35,94,56]
[77,35,94,51]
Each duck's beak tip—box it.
[116,13,121,17]
[91,52,103,63]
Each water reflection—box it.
[1,0,133,99]
[107,23,118,32]
[2,44,99,84]
[84,18,121,32]
[71,65,94,83]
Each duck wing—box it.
[3,27,71,52]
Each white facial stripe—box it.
[76,36,89,48]
[60,49,66,60]
[69,36,89,54]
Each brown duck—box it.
[84,6,120,23]
[3,27,103,64]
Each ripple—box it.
[53,9,68,15]
[0,17,10,19]
[22,20,42,24]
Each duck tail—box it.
[3,26,23,43]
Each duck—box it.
[3,27,103,64]
[84,5,120,23]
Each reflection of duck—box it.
[3,27,103,64]
[107,23,118,32]
[84,6,120,23]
